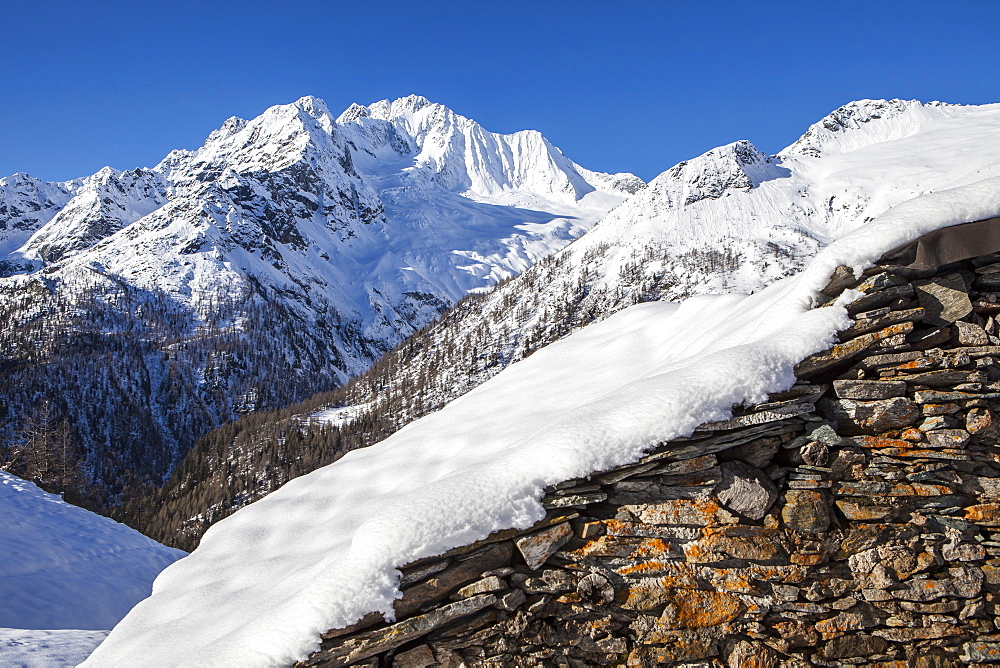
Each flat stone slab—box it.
[515,521,573,570]
[833,379,906,400]
[914,272,972,326]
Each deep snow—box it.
[85,179,1000,666]
[0,472,184,631]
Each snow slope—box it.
[85,179,1000,666]
[0,629,108,668]
[0,471,184,631]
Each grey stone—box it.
[799,440,829,467]
[818,396,920,435]
[833,379,907,400]
[515,522,573,570]
[494,588,526,612]
[891,565,983,601]
[651,421,802,462]
[846,284,915,315]
[806,422,848,447]
[956,319,991,345]
[456,575,506,598]
[393,645,437,668]
[925,428,971,448]
[857,349,925,370]
[714,461,778,520]
[841,307,925,339]
[782,489,831,533]
[721,435,781,468]
[694,400,814,431]
[915,272,973,326]
[919,415,960,431]
[820,634,890,659]
[541,491,607,508]
[395,542,512,619]
[399,559,451,587]
[796,322,914,377]
[897,368,987,386]
[314,594,497,664]
[820,264,858,297]
[514,568,574,594]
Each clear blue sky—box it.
[2,0,998,183]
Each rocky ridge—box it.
[300,240,1000,667]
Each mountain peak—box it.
[648,139,782,206]
[782,98,957,158]
[291,95,332,119]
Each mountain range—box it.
[0,95,640,498]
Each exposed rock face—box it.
[302,246,1000,666]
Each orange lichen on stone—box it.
[570,535,677,559]
[922,402,962,415]
[629,499,738,527]
[899,428,924,441]
[852,435,914,449]
[619,562,700,588]
[617,561,677,577]
[685,526,785,562]
[790,553,825,566]
[658,589,745,630]
[965,503,1000,525]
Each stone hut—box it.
[302,218,1000,667]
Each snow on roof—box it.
[85,178,1000,666]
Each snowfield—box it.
[0,629,108,668]
[85,178,1000,666]
[0,472,183,665]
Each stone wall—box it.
[301,248,1000,667]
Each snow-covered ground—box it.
[0,472,183,666]
[308,403,372,428]
[85,179,1000,666]
[0,629,107,668]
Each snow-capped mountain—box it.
[0,95,641,497]
[139,99,1000,549]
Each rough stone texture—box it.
[781,489,831,533]
[715,461,778,520]
[303,250,1000,667]
[915,272,973,326]
[514,522,572,570]
[833,378,907,400]
[956,319,991,345]
[817,396,920,435]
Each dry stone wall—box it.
[301,247,1000,667]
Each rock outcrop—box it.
[302,234,1000,666]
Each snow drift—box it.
[85,178,1000,666]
